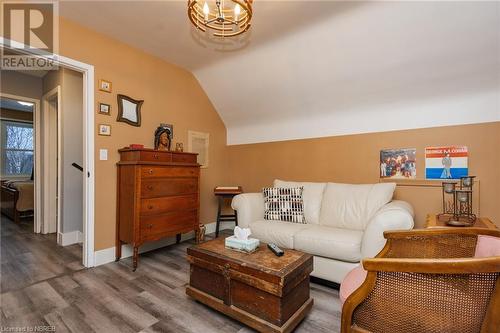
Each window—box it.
[1,120,34,177]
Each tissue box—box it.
[225,236,260,253]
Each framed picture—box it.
[98,103,111,115]
[117,94,143,127]
[98,124,111,136]
[188,130,209,168]
[380,148,417,179]
[99,79,112,93]
[425,146,468,179]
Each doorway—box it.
[1,37,95,267]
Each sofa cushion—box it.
[340,265,367,306]
[474,235,500,258]
[319,182,396,230]
[249,220,313,249]
[294,225,363,262]
[262,187,306,223]
[274,179,326,224]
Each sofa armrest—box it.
[361,200,414,258]
[231,193,265,228]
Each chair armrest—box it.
[379,228,500,259]
[342,256,500,333]
[231,193,265,228]
[362,256,500,274]
[361,200,414,258]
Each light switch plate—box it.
[99,149,108,161]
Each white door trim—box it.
[0,93,41,231]
[40,86,61,236]
[0,37,95,267]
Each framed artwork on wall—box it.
[98,124,111,136]
[188,130,209,168]
[425,146,468,179]
[116,94,143,127]
[380,148,417,179]
[99,79,112,93]
[98,102,111,115]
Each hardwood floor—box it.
[0,216,342,332]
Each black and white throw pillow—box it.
[262,187,306,223]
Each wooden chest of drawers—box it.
[116,147,201,270]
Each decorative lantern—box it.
[461,176,475,189]
[437,182,457,220]
[438,176,477,226]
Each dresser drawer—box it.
[140,195,198,215]
[139,151,171,162]
[140,210,197,240]
[141,166,199,178]
[172,153,197,163]
[141,178,198,198]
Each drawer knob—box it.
[148,205,154,210]
[148,169,154,174]
[153,154,159,159]
[146,185,153,190]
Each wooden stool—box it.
[214,186,243,238]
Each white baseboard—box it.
[93,221,234,267]
[58,230,83,246]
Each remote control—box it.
[268,243,284,257]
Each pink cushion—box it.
[339,265,367,306]
[474,235,500,258]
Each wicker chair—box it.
[341,228,500,333]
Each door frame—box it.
[40,86,62,236]
[0,93,41,230]
[0,37,95,267]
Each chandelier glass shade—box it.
[188,0,253,37]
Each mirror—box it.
[117,94,143,127]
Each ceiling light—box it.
[188,0,253,38]
[18,101,34,107]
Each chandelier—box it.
[187,0,253,38]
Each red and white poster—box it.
[425,146,468,179]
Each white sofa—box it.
[231,179,414,284]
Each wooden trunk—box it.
[116,147,200,270]
[186,238,313,333]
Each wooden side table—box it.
[426,214,498,230]
[214,186,243,238]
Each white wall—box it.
[1,71,43,100]
[43,68,83,234]
[60,69,83,234]
[194,1,500,144]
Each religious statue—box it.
[154,124,173,151]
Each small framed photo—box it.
[99,79,112,93]
[98,124,111,136]
[98,103,111,115]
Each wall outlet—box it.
[99,149,108,161]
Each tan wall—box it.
[227,122,500,228]
[57,18,228,250]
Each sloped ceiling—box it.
[61,1,500,145]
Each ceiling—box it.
[61,1,500,144]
